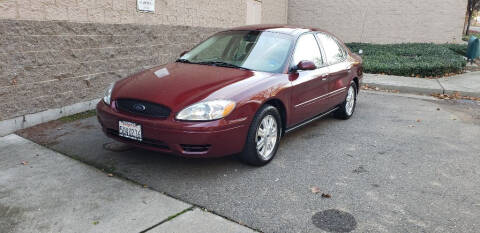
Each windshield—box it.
[179,31,293,73]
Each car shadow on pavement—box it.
[17,115,258,177]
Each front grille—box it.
[181,144,211,153]
[116,99,170,118]
[106,129,170,150]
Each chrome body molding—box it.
[294,87,347,108]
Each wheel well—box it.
[264,99,287,135]
[353,77,359,93]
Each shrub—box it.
[345,43,467,77]
[442,43,467,57]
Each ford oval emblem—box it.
[133,103,146,112]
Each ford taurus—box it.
[96,25,363,166]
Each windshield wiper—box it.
[197,61,251,71]
[177,59,251,71]
[176,58,195,64]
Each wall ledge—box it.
[0,98,100,136]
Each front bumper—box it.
[96,101,250,158]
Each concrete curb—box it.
[363,82,443,95]
[363,73,480,97]
[442,89,480,98]
[363,74,443,95]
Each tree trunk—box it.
[467,2,474,35]
[465,12,472,35]
[464,10,470,35]
[464,0,473,35]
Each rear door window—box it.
[316,33,346,65]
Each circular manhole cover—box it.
[103,142,134,152]
[312,209,357,232]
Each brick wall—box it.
[261,0,288,24]
[288,0,467,43]
[0,0,288,27]
[0,19,220,120]
[0,0,247,28]
[0,0,288,122]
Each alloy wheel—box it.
[345,86,355,116]
[255,115,278,160]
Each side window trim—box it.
[316,32,347,65]
[312,33,328,68]
[314,33,328,68]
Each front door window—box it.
[292,34,324,68]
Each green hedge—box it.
[442,43,467,57]
[345,43,467,77]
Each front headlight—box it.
[176,100,236,121]
[103,83,115,105]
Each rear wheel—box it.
[334,82,357,120]
[238,105,282,166]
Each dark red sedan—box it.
[97,25,363,166]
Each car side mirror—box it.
[295,60,317,71]
[180,51,189,57]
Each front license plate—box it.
[119,121,142,141]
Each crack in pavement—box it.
[141,207,194,233]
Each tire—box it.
[238,105,282,166]
[334,82,357,120]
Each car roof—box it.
[228,24,331,37]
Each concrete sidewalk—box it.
[363,72,480,97]
[0,135,255,233]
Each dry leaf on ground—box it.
[321,193,332,198]
[310,187,321,194]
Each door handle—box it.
[347,64,353,72]
[321,73,329,81]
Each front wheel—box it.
[238,105,282,166]
[334,82,357,120]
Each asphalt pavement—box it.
[18,91,480,233]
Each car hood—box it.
[113,63,271,111]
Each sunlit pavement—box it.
[0,135,255,233]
